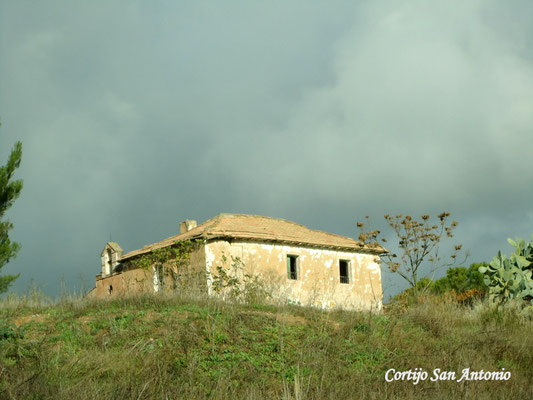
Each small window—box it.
[339,260,350,284]
[287,255,298,280]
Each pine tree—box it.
[0,134,23,293]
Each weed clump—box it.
[0,291,532,399]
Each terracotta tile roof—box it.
[119,213,387,261]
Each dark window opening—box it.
[287,255,298,280]
[339,260,350,284]
[108,285,113,294]
[107,249,113,273]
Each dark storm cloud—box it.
[0,1,532,296]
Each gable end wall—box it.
[205,240,382,311]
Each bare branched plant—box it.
[357,212,468,293]
[211,253,271,304]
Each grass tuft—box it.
[0,292,532,399]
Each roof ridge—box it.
[119,213,386,261]
[216,213,315,229]
[216,213,359,241]
[195,213,231,234]
[137,215,219,250]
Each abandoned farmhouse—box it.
[89,213,386,311]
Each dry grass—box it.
[0,292,532,399]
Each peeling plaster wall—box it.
[91,245,208,298]
[90,240,382,310]
[165,243,207,294]
[205,240,383,311]
[93,267,153,298]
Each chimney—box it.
[180,219,197,233]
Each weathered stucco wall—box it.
[91,245,207,298]
[93,267,154,298]
[91,239,382,311]
[205,240,383,311]
[161,243,207,294]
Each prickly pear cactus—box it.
[479,235,533,304]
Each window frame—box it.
[287,254,299,280]
[339,259,350,284]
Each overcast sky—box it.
[1,1,532,299]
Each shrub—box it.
[211,254,272,304]
[479,236,533,305]
[391,263,488,307]
[0,319,23,341]
[433,263,488,294]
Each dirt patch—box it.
[243,310,307,325]
[275,313,307,325]
[323,319,342,330]
[138,310,190,322]
[242,309,344,330]
[12,314,48,327]
[78,315,95,332]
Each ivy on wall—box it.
[130,239,202,290]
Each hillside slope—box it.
[1,294,532,399]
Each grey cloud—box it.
[0,0,532,297]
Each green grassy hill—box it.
[1,293,532,399]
